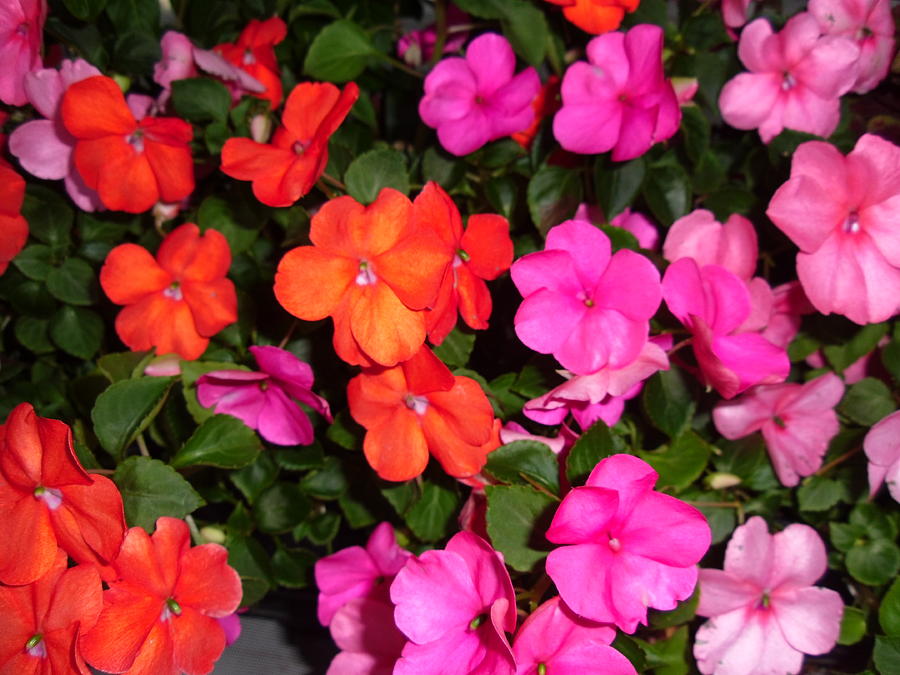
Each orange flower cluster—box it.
[545,0,640,34]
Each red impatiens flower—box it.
[214,17,287,109]
[79,517,243,675]
[412,182,513,345]
[221,81,359,207]
[545,0,640,34]
[0,549,102,675]
[347,346,500,481]
[61,75,194,213]
[0,403,125,586]
[0,155,29,276]
[274,188,451,367]
[100,224,237,361]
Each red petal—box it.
[142,137,194,204]
[412,181,462,248]
[100,244,171,305]
[220,138,296,207]
[149,518,192,592]
[172,544,242,617]
[311,189,413,259]
[96,152,158,213]
[182,278,237,337]
[61,76,136,140]
[72,136,133,191]
[0,213,28,274]
[428,376,495,446]
[350,282,427,366]
[375,228,451,310]
[238,17,287,48]
[425,270,458,345]
[347,369,406,430]
[44,563,102,633]
[52,475,125,568]
[363,407,429,481]
[140,117,193,146]
[157,224,231,283]
[456,267,492,330]
[402,345,455,394]
[0,489,58,585]
[0,163,25,214]
[171,608,226,674]
[421,409,493,478]
[461,214,513,280]
[282,82,339,141]
[114,293,209,361]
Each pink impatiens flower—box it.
[863,410,900,502]
[574,203,659,251]
[0,0,46,106]
[663,210,758,281]
[197,345,331,446]
[767,134,900,325]
[718,13,860,143]
[511,219,662,375]
[390,531,517,674]
[553,24,680,161]
[419,32,540,156]
[327,596,406,675]
[545,454,711,633]
[694,517,843,675]
[8,59,104,211]
[397,5,470,67]
[512,596,637,675]
[315,522,410,627]
[662,258,789,399]
[712,372,845,486]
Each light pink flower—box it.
[512,596,637,675]
[722,0,753,29]
[0,0,46,106]
[712,373,844,486]
[663,209,758,281]
[863,410,900,502]
[553,24,680,161]
[523,338,670,430]
[762,281,815,350]
[718,13,860,143]
[390,531,517,674]
[546,454,711,633]
[397,5,470,67]
[810,0,896,94]
[8,59,104,211]
[512,219,662,375]
[197,345,331,446]
[694,517,843,675]
[662,258,789,399]
[419,32,540,156]
[672,77,700,106]
[574,203,659,250]
[500,421,569,455]
[315,522,411,627]
[767,134,900,324]
[327,596,406,675]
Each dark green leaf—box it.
[500,0,548,65]
[338,492,377,529]
[304,20,377,82]
[171,414,262,469]
[255,482,312,533]
[485,175,518,221]
[196,195,264,255]
[767,129,820,165]
[15,317,54,354]
[106,0,160,33]
[874,636,900,674]
[595,156,645,221]
[611,634,648,671]
[12,245,53,281]
[226,534,272,606]
[326,409,363,450]
[92,377,172,458]
[881,578,900,636]
[49,306,103,359]
[432,328,476,368]
[272,547,316,588]
[114,456,204,531]
[275,443,325,471]
[634,626,689,675]
[797,476,849,512]
[824,323,889,373]
[97,351,153,382]
[422,147,465,190]
[850,503,898,541]
[485,484,556,572]
[566,420,626,486]
[300,455,348,500]
[788,333,820,362]
[643,367,696,438]
[643,162,691,225]
[840,377,896,426]
[599,223,641,252]
[381,481,416,516]
[344,148,410,204]
[485,440,560,495]
[649,588,699,628]
[838,606,868,645]
[22,186,73,248]
[46,258,96,306]
[306,511,342,545]
[230,453,279,504]
[639,431,710,492]
[846,539,900,586]
[680,106,710,164]
[63,0,108,21]
[406,480,459,542]
[527,164,582,235]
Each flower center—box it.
[25,634,45,658]
[454,248,470,268]
[163,282,183,301]
[355,260,377,286]
[781,73,796,91]
[127,129,145,153]
[773,415,786,428]
[161,597,183,621]
[842,211,861,234]
[538,664,547,675]
[293,140,310,155]
[259,380,269,391]
[243,49,256,65]
[474,95,485,105]
[608,535,622,552]
[17,22,29,36]
[468,613,488,630]
[758,592,771,609]
[33,486,63,510]
[404,393,429,415]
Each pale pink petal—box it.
[864,410,900,469]
[772,586,843,655]
[736,277,774,333]
[792,34,860,99]
[154,31,197,90]
[64,169,104,212]
[767,173,846,254]
[852,133,900,204]
[762,412,837,486]
[194,47,265,92]
[768,523,828,589]
[712,384,784,439]
[611,209,658,250]
[9,119,72,180]
[737,18,782,72]
[22,67,63,118]
[696,569,759,617]
[863,194,900,267]
[719,72,782,133]
[722,517,773,590]
[779,87,842,140]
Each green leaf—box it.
[634,626,689,675]
[840,377,896,426]
[767,129,820,165]
[300,456,348,500]
[12,245,53,281]
[846,539,900,586]
[381,481,416,516]
[875,636,900,675]
[226,534,272,607]
[824,323,890,373]
[97,351,153,382]
[46,258,96,306]
[15,316,54,354]
[305,511,342,545]
[171,414,262,469]
[105,0,160,33]
[638,431,710,492]
[797,475,849,512]
[882,335,900,384]
[171,77,231,123]
[451,0,504,18]
[92,377,172,458]
[344,148,410,204]
[680,106,710,165]
[406,480,459,542]
[49,306,103,359]
[649,588,699,628]
[114,456,205,531]
[255,482,312,533]
[485,175,518,221]
[851,502,898,541]
[22,186,73,248]
[63,0,108,21]
[485,440,560,495]
[230,453,279,504]
[599,223,641,252]
[566,421,626,485]
[881,578,900,636]
[271,547,316,588]
[838,606,868,645]
[304,20,377,82]
[432,328,476,368]
[643,367,696,438]
[643,162,691,225]
[611,633,648,672]
[485,484,556,572]
[179,360,249,423]
[500,0,548,65]
[326,409,363,450]
[275,443,325,471]
[595,156,646,220]
[527,164,582,235]
[788,333,821,362]
[422,147,465,190]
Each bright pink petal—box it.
[546,486,619,544]
[718,72,782,133]
[622,492,711,567]
[466,33,515,97]
[257,386,314,445]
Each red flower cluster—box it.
[214,17,287,110]
[0,120,29,275]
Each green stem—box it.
[426,0,448,68]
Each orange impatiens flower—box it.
[79,517,242,675]
[545,0,640,34]
[347,346,501,481]
[61,75,194,214]
[275,188,451,367]
[214,17,287,109]
[100,224,237,360]
[0,549,102,675]
[413,182,514,345]
[221,81,359,207]
[0,403,125,586]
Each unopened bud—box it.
[200,526,227,544]
[707,472,742,490]
[250,114,273,143]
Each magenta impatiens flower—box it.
[553,24,680,161]
[662,258,789,399]
[315,522,410,627]
[512,596,637,675]
[546,454,711,633]
[712,373,845,486]
[390,531,517,674]
[864,410,900,502]
[718,13,859,143]
[327,596,406,675]
[419,32,540,156]
[0,0,46,106]
[574,203,659,251]
[767,134,900,325]
[197,345,331,446]
[694,517,843,675]
[8,59,104,211]
[512,219,662,375]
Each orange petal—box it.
[274,246,356,321]
[312,189,414,259]
[456,267,492,331]
[143,137,194,205]
[53,475,125,568]
[462,214,513,280]
[0,489,58,585]
[115,293,209,360]
[182,278,237,337]
[149,517,192,591]
[171,607,226,674]
[421,409,492,478]
[73,136,134,191]
[331,298,376,368]
[157,224,231,283]
[428,376,495,446]
[96,152,158,213]
[279,148,327,203]
[402,345,455,394]
[347,368,407,430]
[350,282,426,367]
[563,0,626,33]
[238,17,287,48]
[141,116,193,146]
[282,82,340,142]
[43,562,103,634]
[412,181,462,248]
[245,63,283,108]
[100,243,172,305]
[375,228,451,310]
[220,138,296,207]
[425,270,458,345]
[172,544,242,617]
[61,75,136,139]
[363,407,429,481]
